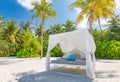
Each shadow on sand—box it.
[14,70,120,82]
[0,57,38,65]
[15,71,93,82]
[0,59,29,65]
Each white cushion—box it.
[80,54,86,60]
[74,54,81,60]
[62,53,71,59]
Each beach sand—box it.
[0,57,120,82]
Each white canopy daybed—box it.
[46,29,96,79]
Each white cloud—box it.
[115,0,120,15]
[77,17,87,29]
[116,0,120,9]
[17,0,52,10]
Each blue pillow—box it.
[66,54,76,61]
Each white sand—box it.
[0,57,120,82]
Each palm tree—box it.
[0,16,5,35]
[3,20,20,45]
[63,20,76,32]
[0,20,22,56]
[0,16,4,27]
[51,24,63,34]
[22,30,41,53]
[97,0,115,31]
[18,21,41,55]
[44,29,52,37]
[32,0,56,58]
[106,15,120,32]
[35,25,47,37]
[69,0,115,30]
[19,21,32,31]
[19,21,33,45]
[0,16,4,39]
[35,26,41,37]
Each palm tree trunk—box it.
[98,18,102,31]
[88,14,93,31]
[89,20,93,34]
[40,16,44,59]
[90,23,92,30]
[36,19,38,29]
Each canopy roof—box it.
[46,29,96,79]
[47,29,96,54]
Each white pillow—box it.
[80,54,86,60]
[62,53,71,59]
[74,54,81,60]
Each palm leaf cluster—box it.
[35,20,76,37]
[32,0,56,22]
[107,15,120,32]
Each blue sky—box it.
[0,0,33,22]
[0,0,77,29]
[0,0,120,29]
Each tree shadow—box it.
[96,70,120,78]
[98,61,117,64]
[0,57,36,65]
[0,60,26,65]
[96,59,119,63]
[15,71,93,82]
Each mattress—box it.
[51,58,86,66]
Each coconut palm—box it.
[19,21,32,32]
[22,30,41,53]
[69,0,115,30]
[63,20,76,32]
[18,21,41,55]
[31,0,56,58]
[0,16,5,36]
[0,16,4,27]
[0,16,4,39]
[51,24,63,34]
[44,29,52,37]
[96,0,115,31]
[35,25,47,37]
[0,20,22,56]
[106,15,120,32]
[19,21,34,46]
[2,20,20,45]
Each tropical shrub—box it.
[21,31,41,55]
[0,40,16,57]
[43,37,48,57]
[92,30,106,41]
[17,47,40,58]
[43,37,63,57]
[51,45,63,57]
[95,40,120,59]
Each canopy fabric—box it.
[46,29,96,79]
